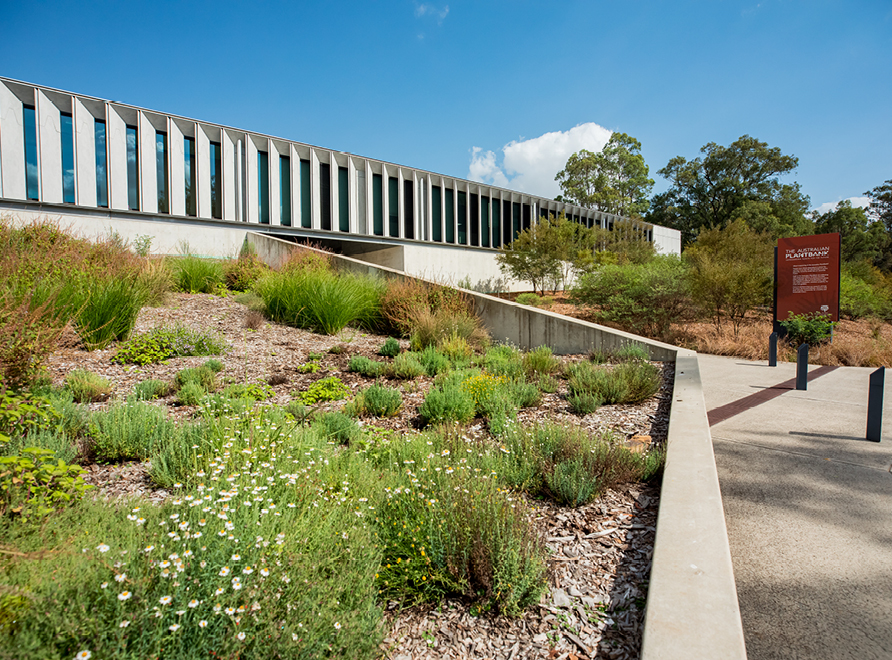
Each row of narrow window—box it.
[21,105,613,246]
[22,106,220,219]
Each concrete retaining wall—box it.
[248,232,680,360]
[640,355,748,660]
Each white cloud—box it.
[468,123,612,199]
[813,196,871,215]
[414,3,449,23]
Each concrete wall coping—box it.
[247,232,747,660]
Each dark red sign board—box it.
[775,233,841,322]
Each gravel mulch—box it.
[44,292,672,659]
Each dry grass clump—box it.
[243,309,265,330]
[277,244,333,274]
[678,315,892,367]
[381,278,477,336]
[0,217,169,385]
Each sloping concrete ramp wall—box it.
[248,232,747,660]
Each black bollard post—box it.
[867,367,884,442]
[768,332,778,367]
[795,343,809,390]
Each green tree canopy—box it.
[684,219,774,334]
[592,218,657,266]
[648,135,810,246]
[812,200,889,267]
[555,132,654,216]
[495,213,596,293]
[866,179,892,232]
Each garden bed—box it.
[9,292,671,660]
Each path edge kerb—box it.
[247,232,746,659]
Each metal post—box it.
[795,344,809,390]
[867,367,884,442]
[768,332,778,367]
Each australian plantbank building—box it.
[0,77,681,290]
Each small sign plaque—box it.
[775,233,841,322]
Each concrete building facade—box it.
[0,76,681,288]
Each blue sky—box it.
[3,0,889,212]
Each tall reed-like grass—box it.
[256,269,384,335]
[172,255,224,294]
[76,277,149,350]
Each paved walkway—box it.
[698,354,892,660]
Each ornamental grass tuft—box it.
[256,269,384,335]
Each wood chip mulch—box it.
[44,292,673,659]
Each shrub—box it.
[89,399,177,462]
[348,355,384,378]
[376,470,547,615]
[176,382,206,406]
[515,293,553,308]
[283,400,310,421]
[568,391,602,415]
[508,380,542,408]
[588,348,610,364]
[515,292,541,307]
[112,325,229,365]
[203,358,224,373]
[523,345,560,377]
[545,456,600,507]
[613,361,661,403]
[460,372,508,410]
[64,369,111,403]
[172,255,224,293]
[388,352,424,380]
[419,383,475,425]
[298,376,350,405]
[567,362,621,402]
[499,423,652,506]
[419,345,451,377]
[537,374,560,394]
[483,344,525,379]
[0,386,59,445]
[350,384,403,417]
[223,251,267,291]
[294,361,319,374]
[0,448,92,521]
[316,411,361,444]
[685,219,774,333]
[573,256,689,339]
[244,308,266,330]
[0,289,71,388]
[278,246,332,274]
[256,269,384,335]
[380,278,472,337]
[462,374,516,435]
[133,379,171,400]
[410,310,488,352]
[222,381,275,401]
[4,427,79,465]
[615,344,651,363]
[840,272,889,319]
[780,312,835,347]
[379,337,401,357]
[437,333,474,363]
[174,366,216,392]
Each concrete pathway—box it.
[698,354,892,660]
